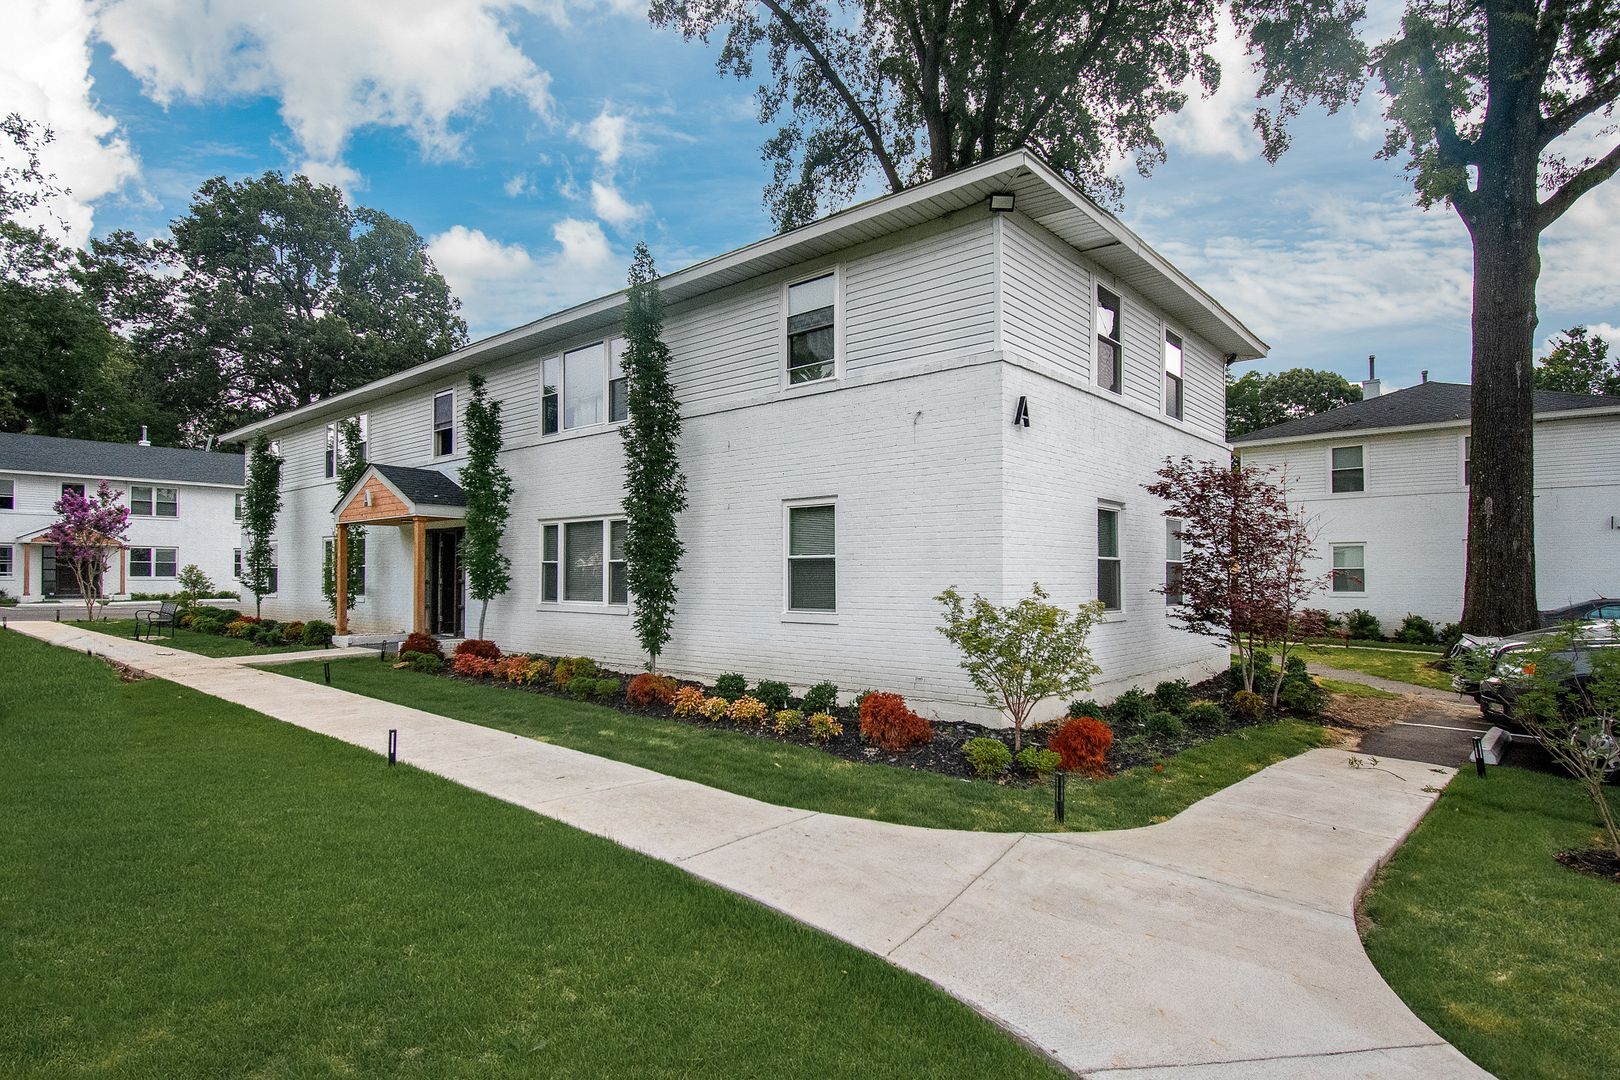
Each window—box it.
[433,390,455,456]
[324,423,337,478]
[233,548,242,580]
[266,545,279,595]
[786,273,836,384]
[129,547,178,578]
[1331,544,1366,593]
[787,503,836,611]
[0,545,12,576]
[130,486,178,517]
[609,338,629,423]
[324,535,366,597]
[1165,518,1184,606]
[351,414,369,466]
[1330,445,1365,493]
[540,518,627,606]
[564,342,607,429]
[1463,435,1471,487]
[62,482,85,498]
[542,355,561,435]
[1097,506,1122,611]
[1095,287,1122,394]
[1163,330,1184,420]
[234,493,244,521]
[0,478,12,510]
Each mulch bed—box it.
[1554,848,1620,883]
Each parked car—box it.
[1473,627,1620,725]
[1538,598,1620,626]
[1451,613,1620,667]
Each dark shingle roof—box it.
[372,464,465,508]
[1231,381,1620,443]
[0,431,245,486]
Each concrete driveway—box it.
[15,621,1489,1078]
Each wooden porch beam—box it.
[334,521,349,636]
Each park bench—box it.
[134,601,179,641]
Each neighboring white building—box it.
[0,431,246,602]
[220,152,1268,723]
[1233,380,1620,630]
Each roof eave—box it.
[1234,401,1620,447]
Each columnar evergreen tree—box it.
[459,374,513,639]
[620,243,688,670]
[321,417,369,617]
[242,432,283,619]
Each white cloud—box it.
[0,0,140,245]
[590,179,644,227]
[297,158,364,194]
[1155,9,1262,161]
[571,107,633,166]
[95,0,554,181]
[428,219,621,337]
[504,172,537,197]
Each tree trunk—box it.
[478,599,487,641]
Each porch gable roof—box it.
[333,463,466,524]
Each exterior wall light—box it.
[988,192,1016,213]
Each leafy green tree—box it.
[935,584,1104,752]
[620,243,688,669]
[459,374,513,640]
[1226,368,1364,438]
[1534,326,1620,397]
[242,433,283,619]
[321,417,369,618]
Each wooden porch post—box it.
[412,517,427,635]
[22,544,30,596]
[334,521,349,636]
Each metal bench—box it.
[134,600,179,641]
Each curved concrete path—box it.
[17,622,1489,1078]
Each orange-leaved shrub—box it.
[627,673,679,708]
[672,685,707,717]
[1049,715,1112,776]
[451,653,498,678]
[858,692,933,752]
[492,655,531,684]
[454,639,502,660]
[402,632,442,659]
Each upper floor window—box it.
[1097,505,1122,611]
[786,273,836,384]
[1462,435,1471,487]
[234,493,244,521]
[0,478,12,510]
[564,342,607,429]
[542,338,629,436]
[130,485,178,517]
[609,338,629,423]
[787,502,836,611]
[1165,517,1184,606]
[542,355,561,435]
[1330,445,1365,493]
[1163,331,1184,420]
[62,483,85,499]
[0,545,12,576]
[432,390,455,456]
[324,423,338,478]
[1331,544,1365,593]
[1095,287,1122,394]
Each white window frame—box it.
[265,544,279,596]
[536,516,629,611]
[1330,543,1367,594]
[432,389,456,458]
[0,544,12,576]
[540,336,630,437]
[129,546,178,579]
[130,484,178,518]
[1461,434,1471,487]
[1162,327,1185,421]
[0,478,13,510]
[779,268,843,391]
[1097,503,1124,613]
[324,534,366,600]
[1164,517,1184,608]
[1329,444,1366,494]
[608,337,629,424]
[782,497,838,622]
[1094,285,1123,395]
[324,423,338,479]
[234,493,244,521]
[233,548,242,580]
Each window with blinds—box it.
[1097,506,1122,611]
[1096,287,1122,394]
[788,503,836,611]
[786,273,836,384]
[433,390,455,456]
[540,518,628,606]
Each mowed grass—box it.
[1315,676,1401,700]
[69,618,310,657]
[276,660,1327,833]
[1361,766,1620,1080]
[1301,644,1458,692]
[0,631,1059,1079]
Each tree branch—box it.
[1008,0,1119,148]
[758,0,904,192]
[1539,141,1620,231]
[1410,32,1480,222]
[1540,70,1620,146]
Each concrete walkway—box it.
[18,622,1488,1079]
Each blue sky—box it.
[7,1,1619,392]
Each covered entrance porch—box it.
[333,464,467,638]
[14,531,126,599]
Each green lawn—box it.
[276,660,1327,833]
[1315,676,1401,700]
[0,631,1057,1079]
[1362,767,1620,1080]
[69,619,311,657]
[1300,644,1457,692]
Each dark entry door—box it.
[426,528,465,638]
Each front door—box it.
[426,528,465,638]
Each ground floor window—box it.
[1331,544,1365,593]
[129,546,177,578]
[540,517,627,606]
[1097,505,1122,611]
[324,535,367,597]
[0,544,12,576]
[786,502,836,612]
[1164,517,1184,606]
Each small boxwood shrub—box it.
[1145,710,1185,739]
[551,657,598,688]
[253,627,282,647]
[401,632,442,659]
[1067,698,1104,720]
[773,709,804,735]
[1396,613,1438,645]
[591,676,622,701]
[1346,608,1382,640]
[627,673,678,708]
[1049,715,1112,776]
[700,696,731,721]
[454,638,502,660]
[402,651,443,674]
[858,692,933,753]
[1016,746,1062,778]
[807,712,843,742]
[1230,689,1267,722]
[190,616,224,635]
[1152,679,1192,715]
[728,696,768,724]
[713,672,748,702]
[1107,687,1154,730]
[1278,676,1325,717]
[752,680,792,712]
[963,737,1013,778]
[568,676,598,700]
[301,620,336,648]
[672,685,707,717]
[801,681,839,715]
[280,621,306,644]
[1183,700,1226,728]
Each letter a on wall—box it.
[1013,396,1030,428]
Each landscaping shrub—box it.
[1048,715,1112,776]
[1152,679,1192,715]
[1106,687,1154,730]
[801,681,839,715]
[402,651,443,674]
[1066,698,1104,720]
[225,619,254,639]
[727,696,768,724]
[752,680,792,712]
[253,627,283,647]
[590,677,622,701]
[493,656,531,684]
[1278,676,1325,717]
[1230,689,1267,722]
[401,632,442,659]
[520,658,552,685]
[280,621,306,644]
[454,639,502,660]
[1396,613,1438,645]
[451,653,497,678]
[568,676,598,700]
[1437,622,1465,652]
[189,616,224,635]
[627,673,678,708]
[773,709,804,735]
[1145,710,1186,739]
[963,737,1012,778]
[301,620,336,648]
[551,657,598,689]
[672,685,707,717]
[1016,746,1062,778]
[858,692,933,753]
[713,672,748,702]
[808,712,843,742]
[1183,700,1226,728]
[700,696,731,721]
[1346,608,1382,640]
